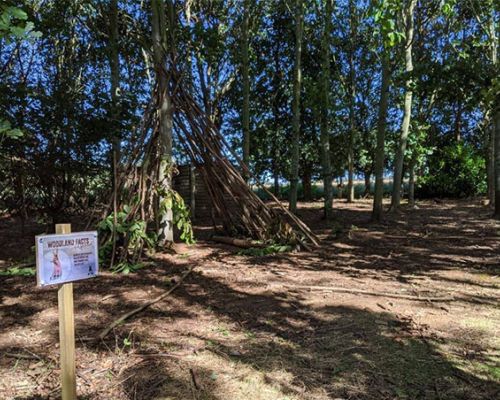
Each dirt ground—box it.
[0,199,499,400]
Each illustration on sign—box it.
[36,231,99,287]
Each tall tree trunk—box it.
[289,0,303,214]
[274,173,280,197]
[108,0,121,268]
[372,53,390,222]
[454,101,462,142]
[408,158,416,207]
[272,27,281,200]
[109,0,120,166]
[347,0,356,203]
[152,0,174,245]
[488,123,495,206]
[241,0,250,181]
[495,107,500,218]
[390,0,416,211]
[489,6,498,208]
[302,169,312,202]
[364,169,371,197]
[319,0,333,218]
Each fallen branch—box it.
[211,235,265,249]
[283,284,454,302]
[98,266,194,340]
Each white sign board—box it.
[36,231,99,287]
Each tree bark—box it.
[347,0,356,203]
[408,159,416,207]
[319,0,333,218]
[152,0,174,245]
[241,0,250,181]
[289,0,303,214]
[302,170,312,202]
[372,53,390,222]
[390,0,416,212]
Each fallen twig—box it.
[100,293,118,302]
[190,368,201,391]
[98,266,195,340]
[4,352,42,361]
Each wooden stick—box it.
[98,266,194,340]
[283,284,454,302]
[56,223,77,400]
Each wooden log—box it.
[211,235,265,249]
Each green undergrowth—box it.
[0,257,36,276]
[0,265,35,276]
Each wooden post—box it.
[56,223,77,400]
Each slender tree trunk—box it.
[302,170,312,202]
[320,0,333,218]
[372,54,390,222]
[109,0,120,165]
[489,7,498,207]
[364,169,371,197]
[274,173,280,197]
[272,30,281,200]
[241,0,250,181]
[455,101,462,142]
[152,0,174,245]
[347,0,356,203]
[108,0,121,267]
[495,108,500,218]
[289,0,303,214]
[408,159,416,207]
[390,0,416,211]
[488,123,495,205]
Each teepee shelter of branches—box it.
[96,69,320,266]
[170,72,320,249]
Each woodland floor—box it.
[0,199,499,400]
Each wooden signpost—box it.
[35,224,99,400]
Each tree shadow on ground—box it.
[109,268,499,400]
[239,200,499,283]
[1,260,499,399]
